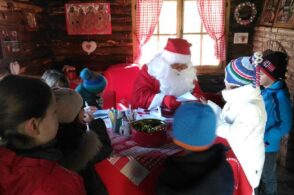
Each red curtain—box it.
[134,0,163,64]
[196,0,226,61]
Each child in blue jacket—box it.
[75,68,107,109]
[257,50,292,195]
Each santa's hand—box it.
[163,95,181,110]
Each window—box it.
[139,0,224,74]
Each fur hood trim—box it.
[61,130,102,172]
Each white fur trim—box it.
[148,93,165,110]
[161,50,191,64]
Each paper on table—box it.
[136,108,164,120]
[176,92,198,102]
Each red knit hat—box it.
[161,38,192,64]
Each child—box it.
[54,88,112,195]
[156,102,234,195]
[42,69,98,121]
[75,68,107,109]
[0,75,86,195]
[213,53,267,194]
[42,69,70,88]
[257,51,292,195]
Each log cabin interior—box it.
[0,0,294,193]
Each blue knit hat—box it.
[172,102,216,151]
[225,56,255,86]
[80,68,107,94]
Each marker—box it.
[84,101,90,132]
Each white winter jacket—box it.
[216,84,266,189]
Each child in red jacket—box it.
[0,75,86,195]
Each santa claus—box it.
[131,38,205,111]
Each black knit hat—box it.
[260,51,288,80]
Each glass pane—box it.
[183,35,201,66]
[139,36,159,64]
[139,35,177,65]
[201,35,220,66]
[159,1,177,34]
[158,35,176,51]
[183,0,201,33]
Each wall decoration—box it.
[0,30,20,58]
[82,41,97,55]
[233,33,249,44]
[234,2,257,26]
[274,0,294,28]
[259,0,280,26]
[2,30,18,42]
[26,12,38,31]
[65,3,112,35]
[9,61,20,75]
[9,61,27,75]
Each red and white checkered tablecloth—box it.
[106,130,183,186]
[95,129,251,195]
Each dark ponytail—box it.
[0,75,53,149]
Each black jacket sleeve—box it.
[89,118,112,163]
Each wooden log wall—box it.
[0,0,53,75]
[0,0,264,75]
[47,0,133,72]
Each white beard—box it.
[147,53,197,97]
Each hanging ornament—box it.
[82,41,97,55]
[9,61,20,75]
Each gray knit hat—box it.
[53,88,83,123]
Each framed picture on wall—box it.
[233,33,249,44]
[25,12,38,31]
[65,3,112,35]
[273,0,294,28]
[259,0,280,26]
[0,30,21,58]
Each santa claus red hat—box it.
[161,38,192,64]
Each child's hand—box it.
[83,112,94,123]
[84,105,98,116]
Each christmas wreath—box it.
[234,2,257,26]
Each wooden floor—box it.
[277,165,294,195]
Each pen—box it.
[84,101,90,132]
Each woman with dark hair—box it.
[0,75,86,195]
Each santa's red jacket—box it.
[131,65,204,109]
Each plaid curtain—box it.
[134,0,163,64]
[196,0,226,61]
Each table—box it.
[95,118,252,195]
[95,129,184,195]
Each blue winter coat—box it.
[261,80,292,152]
